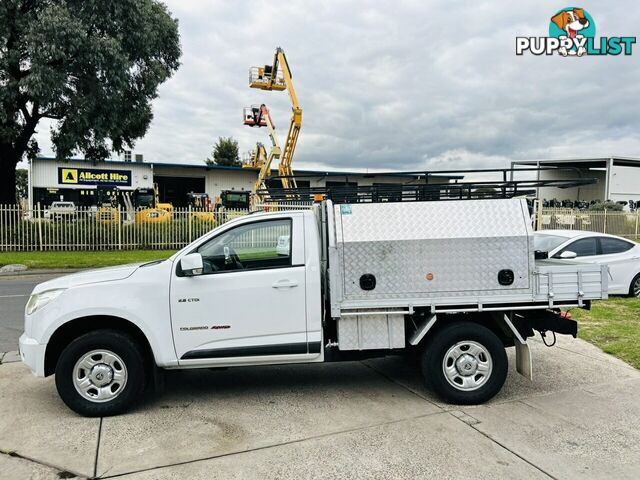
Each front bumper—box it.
[18,333,47,377]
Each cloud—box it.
[33,0,640,172]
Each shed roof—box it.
[33,156,464,180]
[512,156,640,169]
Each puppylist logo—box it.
[517,7,636,57]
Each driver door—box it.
[170,214,311,364]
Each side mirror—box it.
[557,250,578,259]
[181,253,204,276]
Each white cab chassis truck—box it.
[20,198,608,416]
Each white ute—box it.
[20,198,608,416]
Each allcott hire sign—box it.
[58,167,132,187]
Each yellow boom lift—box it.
[248,47,302,192]
[243,104,282,196]
[242,142,267,169]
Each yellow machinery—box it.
[242,142,268,169]
[249,47,302,192]
[153,183,174,216]
[243,104,282,198]
[186,193,216,223]
[134,207,172,224]
[93,184,174,225]
[136,184,173,224]
[96,207,120,225]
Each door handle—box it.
[272,279,299,288]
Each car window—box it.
[196,219,292,273]
[599,237,634,255]
[560,237,597,257]
[534,234,568,252]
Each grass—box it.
[0,247,277,269]
[0,250,176,269]
[570,297,640,369]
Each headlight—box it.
[25,289,65,315]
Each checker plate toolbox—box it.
[321,198,607,351]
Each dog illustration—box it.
[551,8,590,56]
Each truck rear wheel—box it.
[55,330,146,417]
[421,322,507,405]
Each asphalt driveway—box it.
[1,333,639,479]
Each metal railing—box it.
[5,202,637,251]
[0,202,311,252]
[536,208,640,239]
[248,67,286,89]
[260,166,598,203]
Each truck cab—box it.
[19,211,323,416]
[171,210,322,364]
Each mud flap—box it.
[500,313,533,381]
[515,342,532,381]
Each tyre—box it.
[421,322,507,405]
[629,273,640,297]
[55,330,147,417]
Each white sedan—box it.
[535,230,640,296]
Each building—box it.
[29,157,462,208]
[512,156,640,204]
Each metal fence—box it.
[5,202,639,251]
[536,208,640,238]
[0,202,311,252]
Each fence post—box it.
[603,208,607,234]
[188,205,193,241]
[636,211,639,239]
[36,202,43,251]
[118,206,122,250]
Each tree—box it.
[0,1,181,204]
[207,137,241,167]
[15,168,27,201]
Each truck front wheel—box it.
[421,322,507,404]
[55,330,147,417]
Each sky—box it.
[33,0,640,173]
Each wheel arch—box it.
[44,315,155,377]
[629,272,640,297]
[415,311,516,349]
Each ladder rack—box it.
[258,166,598,204]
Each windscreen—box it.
[225,193,246,202]
[136,194,154,207]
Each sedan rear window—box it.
[534,235,567,252]
[600,237,634,255]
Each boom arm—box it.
[250,48,302,190]
[276,49,301,189]
[254,105,281,196]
